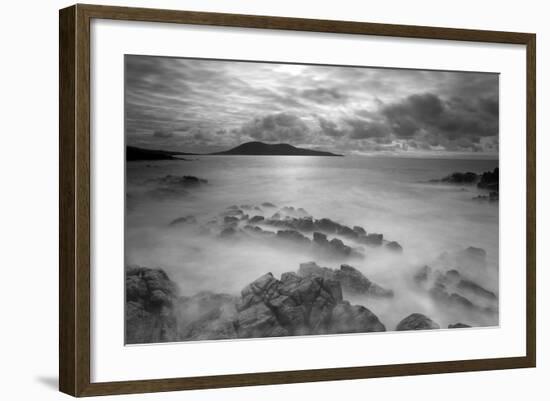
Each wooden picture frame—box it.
[59,3,536,397]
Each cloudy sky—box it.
[125,55,499,157]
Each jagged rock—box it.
[169,215,197,226]
[223,216,240,226]
[235,271,384,336]
[315,218,341,233]
[336,225,358,239]
[473,191,499,202]
[127,266,387,343]
[385,241,403,252]
[415,265,496,313]
[329,301,386,333]
[276,230,311,245]
[329,238,352,256]
[298,262,393,298]
[478,168,499,191]
[396,313,440,331]
[359,233,383,246]
[125,266,179,344]
[313,232,329,246]
[249,215,265,224]
[294,217,315,231]
[448,323,471,329]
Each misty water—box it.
[126,155,499,331]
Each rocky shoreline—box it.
[126,195,497,344]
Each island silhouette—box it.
[127,141,342,160]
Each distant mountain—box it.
[211,142,342,156]
[126,146,192,161]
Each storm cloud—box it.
[125,55,499,156]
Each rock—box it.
[169,215,197,226]
[448,323,471,329]
[329,301,386,333]
[313,231,329,246]
[234,271,384,336]
[440,172,478,184]
[457,279,497,301]
[156,174,208,187]
[385,241,403,252]
[336,225,358,239]
[396,313,440,331]
[477,168,499,191]
[125,266,179,344]
[276,230,311,245]
[223,216,240,226]
[329,238,352,256]
[353,226,366,235]
[315,218,341,234]
[127,265,388,342]
[249,215,265,224]
[219,227,237,238]
[413,265,431,284]
[261,202,277,208]
[298,262,393,298]
[359,233,383,246]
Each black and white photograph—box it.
[124,55,500,344]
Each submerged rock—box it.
[396,313,440,331]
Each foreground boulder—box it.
[298,262,393,298]
[125,266,179,344]
[396,313,440,331]
[234,271,385,337]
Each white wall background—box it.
[0,0,546,400]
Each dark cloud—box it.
[380,92,498,142]
[236,112,310,143]
[125,55,499,155]
[345,118,391,139]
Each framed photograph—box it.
[59,4,536,397]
